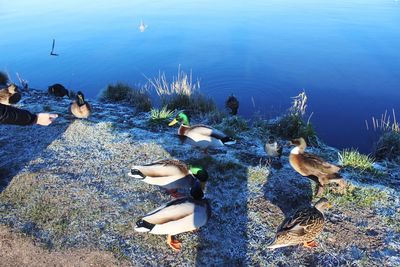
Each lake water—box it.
[1,0,399,152]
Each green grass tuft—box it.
[100,83,152,112]
[374,131,400,163]
[338,149,375,173]
[326,185,388,208]
[150,106,174,124]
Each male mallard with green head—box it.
[168,111,236,153]
[289,137,346,196]
[0,84,21,105]
[128,159,208,198]
[135,182,211,251]
[70,91,91,119]
[268,198,331,249]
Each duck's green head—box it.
[189,166,208,191]
[168,111,190,127]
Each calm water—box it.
[1,0,400,152]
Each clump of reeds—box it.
[100,83,151,112]
[269,91,317,146]
[145,66,216,114]
[366,109,400,162]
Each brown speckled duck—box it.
[70,91,91,119]
[135,182,211,251]
[268,198,331,249]
[0,84,21,105]
[289,138,346,196]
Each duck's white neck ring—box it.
[290,147,302,155]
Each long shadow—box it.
[262,168,313,217]
[0,119,69,192]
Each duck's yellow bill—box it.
[168,119,178,126]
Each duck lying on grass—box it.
[289,137,347,196]
[268,198,331,249]
[168,111,236,153]
[70,91,91,119]
[135,182,211,251]
[0,84,21,105]
[129,159,208,198]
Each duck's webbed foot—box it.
[167,235,182,251]
[303,240,318,248]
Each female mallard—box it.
[135,182,211,251]
[268,198,331,249]
[128,159,208,198]
[289,138,346,196]
[70,91,91,119]
[168,111,236,153]
[0,84,21,105]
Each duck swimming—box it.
[289,137,346,196]
[168,111,236,153]
[129,159,208,198]
[70,91,91,119]
[268,198,331,249]
[135,182,211,251]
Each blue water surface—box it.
[1,0,399,152]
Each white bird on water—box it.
[139,20,148,32]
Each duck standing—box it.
[129,159,208,198]
[135,182,211,251]
[268,198,331,249]
[168,111,236,153]
[225,94,239,115]
[70,91,91,119]
[289,138,346,196]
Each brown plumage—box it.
[0,84,21,105]
[289,138,346,196]
[268,198,331,249]
[225,94,239,115]
[70,91,91,119]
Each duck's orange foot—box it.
[167,189,184,198]
[167,235,182,251]
[303,240,318,248]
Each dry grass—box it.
[144,67,216,114]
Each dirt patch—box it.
[0,225,130,267]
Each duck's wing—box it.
[301,153,341,174]
[135,159,188,177]
[142,198,196,225]
[277,208,322,237]
[190,124,227,139]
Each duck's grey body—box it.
[178,124,235,149]
[129,159,196,190]
[136,197,211,235]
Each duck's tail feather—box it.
[134,219,154,232]
[221,136,236,145]
[128,168,146,179]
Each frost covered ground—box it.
[0,89,399,266]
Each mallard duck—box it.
[268,198,331,249]
[168,111,236,153]
[289,138,346,196]
[48,83,68,97]
[0,84,21,105]
[128,159,208,198]
[265,136,282,159]
[135,182,211,251]
[225,94,239,115]
[70,91,91,119]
